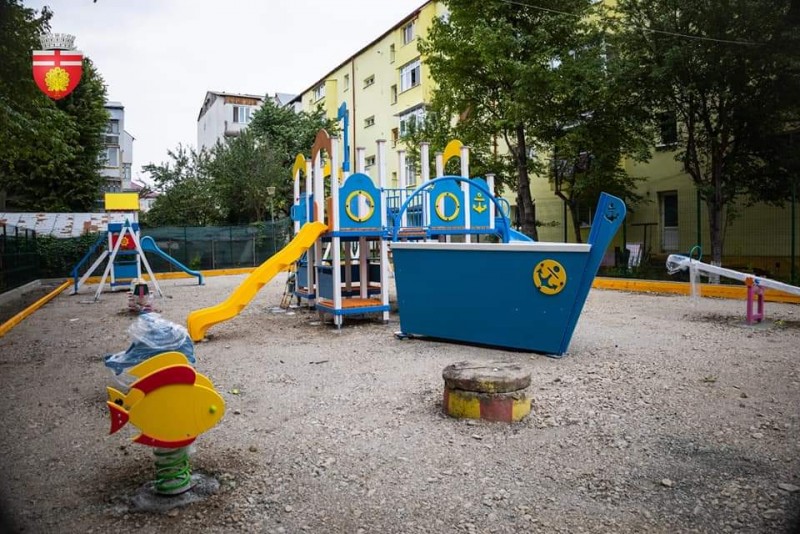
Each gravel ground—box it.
[0,273,798,533]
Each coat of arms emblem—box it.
[32,33,83,100]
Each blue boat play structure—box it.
[391,189,625,356]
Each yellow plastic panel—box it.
[104,192,140,211]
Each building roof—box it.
[289,1,429,104]
[105,101,124,109]
[197,90,266,121]
[0,212,137,238]
[273,92,298,106]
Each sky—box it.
[25,0,425,184]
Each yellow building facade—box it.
[291,1,447,188]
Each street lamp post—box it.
[267,186,276,254]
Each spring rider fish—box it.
[106,351,225,448]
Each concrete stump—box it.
[442,361,531,422]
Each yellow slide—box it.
[186,221,327,341]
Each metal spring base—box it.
[154,447,193,495]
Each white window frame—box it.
[103,147,119,167]
[390,84,398,105]
[400,59,421,92]
[365,155,376,168]
[364,75,375,88]
[399,107,425,136]
[402,20,416,44]
[343,73,350,91]
[364,115,375,128]
[233,105,251,124]
[313,83,326,101]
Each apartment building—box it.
[101,101,134,193]
[197,91,297,152]
[289,1,447,187]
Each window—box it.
[103,147,119,167]
[106,119,120,135]
[104,119,120,144]
[390,85,398,105]
[389,44,396,63]
[343,74,350,91]
[365,155,376,168]
[233,105,252,124]
[313,83,325,101]
[657,112,678,146]
[391,127,399,147]
[364,115,375,128]
[402,20,416,44]
[400,59,421,91]
[399,107,425,136]
[363,75,375,88]
[660,191,679,252]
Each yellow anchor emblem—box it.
[533,259,567,296]
[473,192,487,214]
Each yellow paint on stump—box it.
[445,388,481,419]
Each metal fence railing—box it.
[0,224,40,293]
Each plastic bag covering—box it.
[104,313,195,379]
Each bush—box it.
[36,233,102,278]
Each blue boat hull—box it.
[392,193,626,356]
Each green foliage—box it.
[614,0,800,262]
[420,0,649,240]
[0,0,109,211]
[142,145,221,226]
[248,99,338,167]
[145,98,334,226]
[206,131,285,224]
[35,232,100,278]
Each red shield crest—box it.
[32,49,83,100]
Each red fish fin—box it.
[133,434,196,449]
[107,401,129,434]
[131,364,196,395]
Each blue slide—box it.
[140,236,204,285]
[494,217,533,242]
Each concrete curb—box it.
[0,280,71,339]
[592,277,800,304]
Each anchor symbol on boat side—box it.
[605,202,619,222]
[473,192,487,214]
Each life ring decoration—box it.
[345,189,375,223]
[533,259,567,296]
[435,191,461,222]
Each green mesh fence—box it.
[0,225,40,293]
[141,218,293,272]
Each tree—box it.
[248,98,338,167]
[0,0,109,211]
[615,0,800,264]
[543,26,651,242]
[143,146,221,226]
[421,0,599,239]
[421,1,649,240]
[206,131,285,224]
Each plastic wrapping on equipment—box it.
[104,313,195,386]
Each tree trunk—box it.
[707,197,725,269]
[514,123,538,240]
[569,200,583,244]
